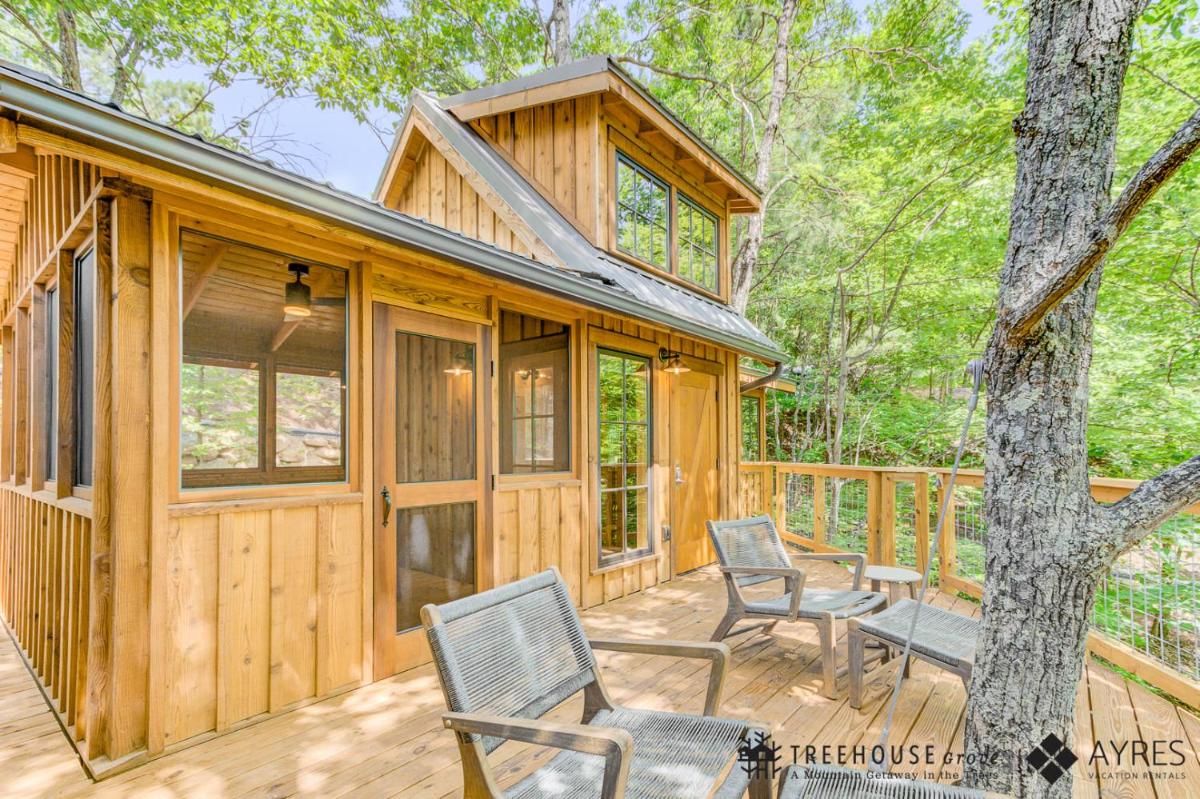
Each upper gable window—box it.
[615,153,669,270]
[678,194,719,293]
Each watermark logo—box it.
[1025,734,1078,786]
[738,730,782,779]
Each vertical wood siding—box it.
[155,500,363,749]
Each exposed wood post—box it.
[936,472,957,581]
[13,306,29,485]
[878,472,896,566]
[84,186,154,763]
[1,325,13,480]
[56,250,76,499]
[84,197,114,761]
[914,473,930,575]
[772,466,786,533]
[866,471,882,564]
[812,475,826,547]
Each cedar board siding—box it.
[0,127,748,776]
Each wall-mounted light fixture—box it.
[444,351,473,376]
[283,263,312,318]
[658,348,691,374]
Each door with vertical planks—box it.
[670,365,721,574]
[372,303,487,678]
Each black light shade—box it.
[284,263,312,318]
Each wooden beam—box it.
[270,318,302,351]
[444,73,610,122]
[0,118,17,153]
[180,242,228,319]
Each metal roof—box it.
[439,55,761,197]
[0,62,785,361]
[410,92,779,356]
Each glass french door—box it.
[372,303,486,678]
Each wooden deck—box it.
[4,563,1199,798]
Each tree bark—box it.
[730,0,799,312]
[55,9,83,91]
[962,0,1171,795]
[548,0,571,66]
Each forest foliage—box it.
[4,0,1196,478]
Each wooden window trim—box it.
[605,140,728,304]
[595,346,654,569]
[177,228,351,492]
[676,192,720,294]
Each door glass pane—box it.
[395,332,475,483]
[395,502,476,632]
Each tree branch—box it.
[1105,454,1200,551]
[1005,104,1200,341]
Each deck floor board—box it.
[1,562,1194,798]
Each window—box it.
[74,249,95,488]
[741,394,762,461]
[179,230,347,488]
[44,287,58,481]
[678,195,719,293]
[499,310,570,474]
[615,153,669,270]
[597,349,651,564]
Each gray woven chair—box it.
[847,599,979,709]
[776,765,995,798]
[707,515,887,698]
[422,568,776,798]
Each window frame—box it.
[614,151,672,271]
[72,244,96,496]
[177,229,350,491]
[595,347,654,568]
[609,146,726,300]
[42,283,59,485]
[676,192,720,294]
[497,310,572,477]
[741,393,763,462]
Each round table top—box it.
[864,564,922,583]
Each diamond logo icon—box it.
[1026,733,1078,785]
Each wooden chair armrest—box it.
[442,712,632,798]
[720,565,804,578]
[790,552,866,589]
[589,638,730,715]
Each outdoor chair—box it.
[421,568,777,798]
[707,515,887,698]
[776,764,994,798]
[847,599,978,709]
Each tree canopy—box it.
[3,0,1195,478]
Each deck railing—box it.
[739,462,1200,707]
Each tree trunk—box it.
[730,0,798,312]
[55,10,83,91]
[962,0,1141,795]
[548,0,571,66]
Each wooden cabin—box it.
[0,56,789,777]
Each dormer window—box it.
[615,152,670,270]
[678,194,719,293]
[613,150,721,295]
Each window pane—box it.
[596,349,652,565]
[45,288,57,481]
[276,370,343,467]
[180,230,347,487]
[395,333,475,482]
[614,153,669,270]
[498,311,570,474]
[180,362,260,470]
[74,249,95,487]
[677,195,719,292]
[395,502,475,632]
[742,395,762,461]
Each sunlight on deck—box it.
[3,563,1198,798]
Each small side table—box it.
[864,564,922,606]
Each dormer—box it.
[375,56,761,305]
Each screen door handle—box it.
[380,485,392,528]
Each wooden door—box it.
[670,367,721,574]
[372,303,487,678]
